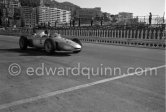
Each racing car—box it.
[19,29,82,54]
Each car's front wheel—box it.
[19,36,28,50]
[44,39,56,54]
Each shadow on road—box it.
[0,48,71,57]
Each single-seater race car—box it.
[19,29,82,54]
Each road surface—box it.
[0,35,165,112]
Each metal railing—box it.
[55,28,165,49]
[0,27,165,49]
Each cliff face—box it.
[19,0,80,10]
[19,0,80,17]
[45,0,80,13]
[19,0,40,7]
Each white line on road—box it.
[0,65,165,110]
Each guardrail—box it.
[0,28,165,49]
[0,28,33,36]
[54,29,165,49]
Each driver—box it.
[39,30,48,37]
[32,28,37,36]
[50,32,61,38]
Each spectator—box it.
[72,19,75,27]
[78,18,81,27]
[91,19,93,26]
[70,20,72,27]
[149,12,152,25]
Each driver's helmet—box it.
[40,31,47,37]
[50,32,61,38]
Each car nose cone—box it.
[75,44,81,49]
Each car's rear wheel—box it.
[19,36,28,50]
[44,39,56,54]
[72,38,82,46]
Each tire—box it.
[72,38,82,46]
[44,39,56,54]
[19,36,28,50]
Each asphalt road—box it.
[0,35,165,112]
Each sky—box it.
[56,0,165,17]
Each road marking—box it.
[0,65,165,110]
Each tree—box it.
[19,0,40,7]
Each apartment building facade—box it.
[118,12,133,24]
[21,6,37,27]
[9,0,20,8]
[38,6,71,26]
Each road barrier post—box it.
[149,30,152,40]
[141,30,144,39]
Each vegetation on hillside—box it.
[19,0,40,7]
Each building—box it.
[74,7,102,25]
[118,12,133,24]
[76,7,102,19]
[9,0,20,8]
[0,0,20,8]
[0,0,21,27]
[118,12,133,20]
[118,12,133,18]
[60,9,71,23]
[38,6,51,25]
[38,5,71,26]
[0,0,9,26]
[21,6,37,27]
[103,12,111,21]
[0,0,9,8]
[8,0,20,18]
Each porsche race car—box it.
[19,30,82,54]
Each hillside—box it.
[19,0,80,11]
